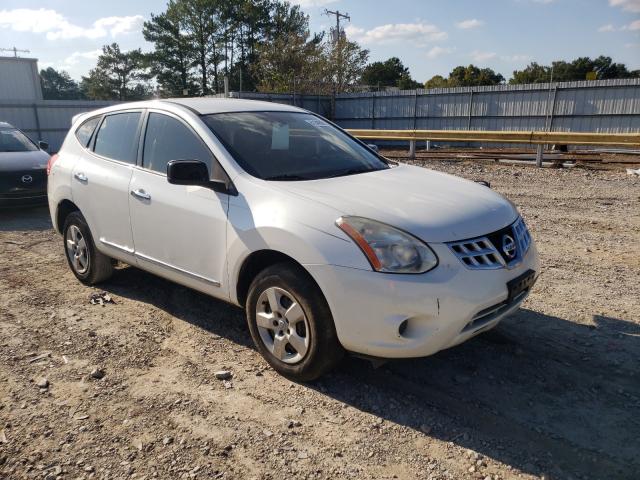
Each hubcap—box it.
[65,225,89,274]
[255,287,310,364]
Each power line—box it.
[0,47,30,58]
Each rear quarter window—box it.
[75,117,101,148]
[93,112,142,164]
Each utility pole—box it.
[323,9,350,42]
[0,47,30,58]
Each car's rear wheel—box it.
[246,262,344,381]
[63,211,113,285]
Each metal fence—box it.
[230,79,640,147]
[1,79,638,152]
[335,79,640,134]
[0,100,116,152]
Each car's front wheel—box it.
[246,262,344,381]
[63,211,113,285]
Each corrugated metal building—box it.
[0,56,43,101]
[0,56,116,150]
[0,99,117,152]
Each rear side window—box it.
[75,117,100,148]
[143,113,214,175]
[93,112,141,164]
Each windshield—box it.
[0,129,38,153]
[202,111,388,180]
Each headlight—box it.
[336,216,438,274]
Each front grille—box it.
[447,217,531,270]
[0,169,46,194]
[461,289,529,333]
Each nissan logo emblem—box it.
[21,175,33,184]
[502,234,517,259]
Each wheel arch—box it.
[56,199,80,234]
[235,249,322,308]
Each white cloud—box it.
[500,54,532,62]
[625,42,640,48]
[345,23,447,46]
[532,0,555,3]
[456,19,484,29]
[470,50,497,62]
[623,19,640,30]
[426,46,455,59]
[289,0,339,6]
[63,49,103,66]
[0,8,143,41]
[609,0,640,13]
[598,24,616,32]
[598,19,640,31]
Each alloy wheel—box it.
[66,225,90,274]
[255,286,310,364]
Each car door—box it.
[128,110,230,299]
[71,111,142,263]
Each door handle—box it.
[74,172,88,182]
[131,189,151,201]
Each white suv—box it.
[48,99,539,380]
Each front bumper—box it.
[306,241,540,358]
[0,191,48,208]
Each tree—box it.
[252,28,323,93]
[422,65,504,88]
[361,57,422,90]
[40,67,83,100]
[252,3,324,93]
[173,0,220,95]
[324,35,369,94]
[143,4,199,97]
[362,57,406,88]
[510,56,640,84]
[80,43,150,100]
[397,74,422,90]
[509,62,549,84]
[448,65,504,87]
[424,75,449,89]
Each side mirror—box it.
[367,144,379,153]
[167,160,236,195]
[38,141,49,151]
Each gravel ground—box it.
[1,159,639,480]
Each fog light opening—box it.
[398,319,409,337]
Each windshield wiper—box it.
[263,174,309,181]
[324,167,379,178]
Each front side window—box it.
[202,112,388,180]
[93,112,141,164]
[75,117,100,148]
[0,128,38,153]
[143,113,214,175]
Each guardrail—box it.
[346,129,640,166]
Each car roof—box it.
[70,98,308,128]
[82,98,305,117]
[162,98,305,115]
[0,121,15,130]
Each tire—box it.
[63,211,113,285]
[246,262,344,381]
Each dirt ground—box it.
[1,159,639,480]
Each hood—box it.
[273,164,518,243]
[0,150,50,173]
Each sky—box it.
[0,0,638,83]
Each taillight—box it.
[46,154,59,175]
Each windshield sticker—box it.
[305,118,330,128]
[271,123,290,150]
